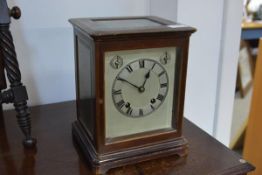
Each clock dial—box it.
[104,47,176,139]
[112,59,168,117]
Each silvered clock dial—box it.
[104,47,177,139]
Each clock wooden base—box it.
[72,121,188,174]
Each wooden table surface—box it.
[242,21,262,30]
[242,21,262,40]
[0,101,254,175]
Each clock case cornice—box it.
[69,16,196,41]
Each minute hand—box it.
[117,77,140,89]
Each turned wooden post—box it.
[0,0,36,148]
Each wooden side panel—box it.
[74,29,96,144]
[243,39,262,174]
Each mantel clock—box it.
[69,16,195,174]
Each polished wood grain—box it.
[243,39,262,175]
[0,101,254,175]
[69,16,196,40]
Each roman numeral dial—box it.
[112,59,169,118]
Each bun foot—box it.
[23,138,37,148]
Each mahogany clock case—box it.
[69,16,196,174]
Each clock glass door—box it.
[104,47,180,140]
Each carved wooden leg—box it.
[0,48,6,126]
[0,24,36,148]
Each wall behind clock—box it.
[150,0,224,136]
[5,0,150,108]
[150,0,243,146]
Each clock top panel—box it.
[69,16,196,38]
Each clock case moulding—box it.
[69,16,196,174]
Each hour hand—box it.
[141,70,151,87]
[145,70,150,78]
[117,77,140,89]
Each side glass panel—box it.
[77,36,96,140]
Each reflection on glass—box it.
[93,19,162,30]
